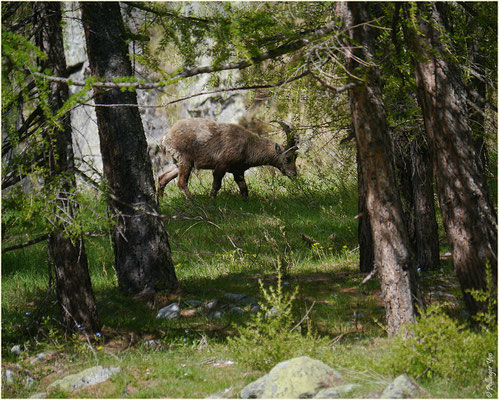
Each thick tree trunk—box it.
[405,3,497,315]
[393,129,440,271]
[338,2,423,335]
[35,2,99,333]
[410,133,440,271]
[357,150,374,273]
[81,2,178,294]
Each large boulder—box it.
[47,366,121,393]
[240,356,343,399]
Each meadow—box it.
[1,168,496,398]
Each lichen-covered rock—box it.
[240,356,343,399]
[314,383,360,398]
[47,366,121,393]
[381,374,426,398]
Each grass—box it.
[2,169,496,398]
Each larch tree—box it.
[33,2,100,334]
[403,2,497,316]
[80,2,179,296]
[336,1,423,335]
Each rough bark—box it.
[35,2,99,333]
[404,3,497,315]
[410,133,440,271]
[337,2,423,335]
[393,129,440,271]
[357,150,374,273]
[81,2,178,294]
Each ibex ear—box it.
[275,143,282,153]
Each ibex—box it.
[157,118,298,199]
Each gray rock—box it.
[25,372,36,387]
[224,293,247,302]
[229,305,244,314]
[204,300,218,311]
[143,339,160,348]
[156,303,180,319]
[250,305,261,314]
[2,366,36,387]
[3,369,15,384]
[29,392,47,399]
[240,356,343,399]
[11,345,21,356]
[314,383,360,398]
[240,296,258,305]
[30,351,55,365]
[208,311,223,319]
[47,366,121,393]
[185,299,202,307]
[381,374,426,398]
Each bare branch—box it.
[2,234,49,254]
[77,70,310,109]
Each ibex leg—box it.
[157,164,179,199]
[211,169,226,198]
[177,162,193,198]
[232,172,248,198]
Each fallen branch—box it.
[360,267,377,285]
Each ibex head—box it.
[274,121,298,178]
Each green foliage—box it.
[466,261,497,330]
[227,267,323,371]
[386,303,497,394]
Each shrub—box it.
[227,268,323,371]
[386,303,497,395]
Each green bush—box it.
[386,303,497,395]
[227,268,324,371]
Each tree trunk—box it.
[410,132,440,271]
[357,150,374,273]
[393,129,440,271]
[35,2,100,333]
[337,2,423,335]
[81,2,178,295]
[404,3,497,315]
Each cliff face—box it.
[63,3,246,182]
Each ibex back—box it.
[157,118,298,198]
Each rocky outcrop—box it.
[380,374,427,399]
[240,356,343,399]
[46,365,121,393]
[240,357,428,399]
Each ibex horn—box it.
[272,120,297,149]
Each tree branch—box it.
[76,70,310,109]
[32,20,338,90]
[123,1,215,25]
[2,234,49,254]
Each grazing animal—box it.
[157,118,298,198]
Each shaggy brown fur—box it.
[157,118,297,198]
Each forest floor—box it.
[2,171,496,398]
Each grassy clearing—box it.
[2,170,496,398]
